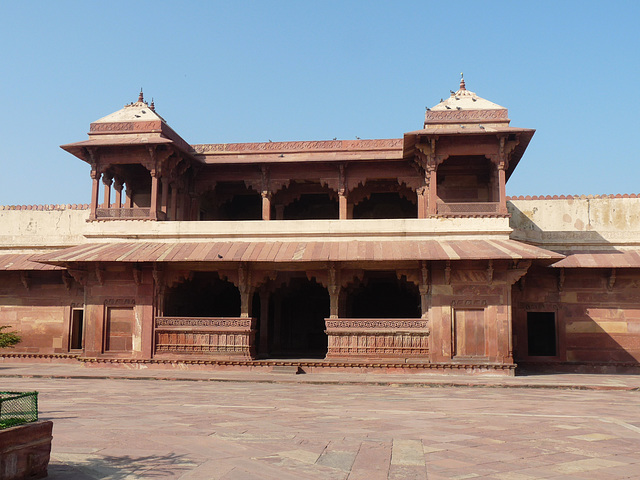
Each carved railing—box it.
[325,318,429,359]
[154,317,256,359]
[437,202,500,215]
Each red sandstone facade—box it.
[1,79,639,374]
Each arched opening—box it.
[351,180,417,219]
[198,182,261,220]
[268,277,329,358]
[164,272,240,317]
[272,181,338,220]
[346,271,420,318]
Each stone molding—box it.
[193,139,403,154]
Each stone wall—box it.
[513,266,640,371]
[0,271,83,355]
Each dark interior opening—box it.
[436,155,492,203]
[198,182,261,220]
[352,192,417,219]
[527,311,557,356]
[70,309,84,350]
[268,277,329,358]
[164,272,241,317]
[346,271,420,318]
[282,193,338,220]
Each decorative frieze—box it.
[193,139,403,154]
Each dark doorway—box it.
[269,277,329,358]
[70,309,84,350]
[164,272,240,317]
[347,272,420,318]
[527,312,557,356]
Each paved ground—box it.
[2,364,640,479]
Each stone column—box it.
[150,169,159,219]
[427,168,438,215]
[417,186,427,218]
[102,173,112,210]
[89,170,101,220]
[328,264,340,319]
[275,204,284,220]
[261,191,271,220]
[338,192,348,220]
[113,177,123,209]
[161,177,169,216]
[169,183,178,221]
[125,187,133,208]
[272,292,282,351]
[497,165,507,214]
[419,261,430,319]
[259,290,269,356]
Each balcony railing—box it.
[437,202,500,215]
[325,318,429,358]
[154,316,256,359]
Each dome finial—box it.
[150,98,155,112]
[459,73,466,91]
[138,88,144,103]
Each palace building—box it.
[2,78,639,375]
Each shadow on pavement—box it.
[48,452,193,479]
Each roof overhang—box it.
[403,127,535,181]
[34,239,563,267]
[0,253,64,271]
[551,251,640,269]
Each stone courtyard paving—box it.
[2,375,640,479]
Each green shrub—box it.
[0,326,21,348]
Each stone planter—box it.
[0,420,52,480]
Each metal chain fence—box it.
[0,391,38,429]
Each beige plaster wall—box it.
[0,207,89,252]
[508,197,640,250]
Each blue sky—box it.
[1,1,639,205]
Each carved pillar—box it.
[238,263,253,318]
[150,169,159,219]
[113,177,123,209]
[261,165,271,220]
[259,289,269,356]
[262,192,272,220]
[90,170,101,220]
[497,164,507,214]
[419,261,430,319]
[338,194,348,220]
[161,177,169,216]
[272,291,282,351]
[102,173,113,209]
[328,264,340,319]
[169,183,178,221]
[274,203,284,220]
[176,188,184,221]
[417,186,427,219]
[338,164,348,220]
[427,167,437,215]
[125,185,133,208]
[496,137,509,214]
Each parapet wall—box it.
[508,196,640,251]
[0,206,90,252]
